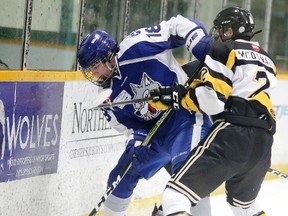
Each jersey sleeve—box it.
[101,107,153,138]
[194,43,233,115]
[101,108,131,137]
[118,15,210,61]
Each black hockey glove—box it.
[149,85,187,110]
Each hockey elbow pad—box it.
[192,35,211,61]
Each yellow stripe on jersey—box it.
[203,72,232,100]
[181,93,200,111]
[250,92,276,120]
[273,64,277,75]
[226,49,237,70]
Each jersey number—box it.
[249,69,270,98]
[145,25,161,37]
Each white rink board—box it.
[0,79,287,216]
[270,80,288,164]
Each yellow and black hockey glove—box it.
[148,85,187,110]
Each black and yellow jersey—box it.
[183,39,277,132]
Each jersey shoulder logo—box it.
[251,43,260,52]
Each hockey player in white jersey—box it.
[77,15,212,216]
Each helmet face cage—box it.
[213,7,255,41]
[209,26,221,42]
[82,69,111,88]
[81,56,113,88]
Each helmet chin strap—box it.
[104,56,118,85]
[106,61,118,77]
[105,53,117,71]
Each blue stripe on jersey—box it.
[118,37,185,62]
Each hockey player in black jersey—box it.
[150,7,276,216]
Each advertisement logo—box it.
[274,105,288,119]
[0,82,64,182]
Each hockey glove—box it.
[149,85,187,110]
[126,130,157,168]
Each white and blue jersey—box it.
[102,15,212,198]
[103,15,210,136]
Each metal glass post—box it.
[263,0,273,52]
[122,0,131,38]
[194,0,200,20]
[160,0,168,21]
[76,0,86,71]
[21,0,33,70]
[244,0,251,10]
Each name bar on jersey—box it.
[236,49,274,68]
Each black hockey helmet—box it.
[212,7,256,41]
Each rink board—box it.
[0,70,287,216]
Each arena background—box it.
[0,0,287,215]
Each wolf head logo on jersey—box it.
[130,73,161,120]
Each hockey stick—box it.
[87,61,204,216]
[268,168,288,180]
[93,96,156,109]
[92,60,203,110]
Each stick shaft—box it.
[94,97,154,109]
[89,163,132,216]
